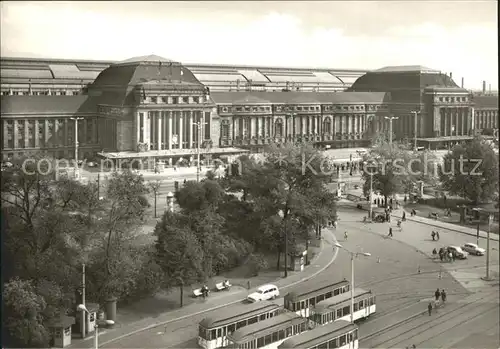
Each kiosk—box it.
[47,315,75,348]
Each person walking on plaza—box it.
[435,288,441,302]
[440,289,447,304]
[428,302,433,316]
[402,211,406,221]
[431,231,436,241]
[344,231,348,240]
[436,231,440,240]
[388,227,393,238]
[448,252,453,262]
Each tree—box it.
[440,137,499,204]
[3,278,49,348]
[154,211,204,307]
[148,180,162,218]
[361,142,413,202]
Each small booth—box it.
[291,250,307,272]
[47,315,75,348]
[85,303,99,333]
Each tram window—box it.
[269,312,274,318]
[279,329,285,340]
[349,332,353,342]
[339,335,347,346]
[248,316,258,325]
[317,294,324,303]
[310,297,316,306]
[264,334,272,345]
[325,291,333,299]
[301,322,306,331]
[332,310,336,320]
[354,303,358,312]
[319,341,328,349]
[260,314,266,321]
[336,309,342,318]
[223,327,227,336]
[237,320,246,329]
[301,301,305,309]
[272,331,278,342]
[228,324,235,333]
[353,329,358,340]
[342,306,350,317]
[210,329,216,340]
[257,337,265,347]
[322,315,326,323]
[251,340,256,349]
[333,289,340,296]
[286,327,292,337]
[359,300,364,309]
[328,339,338,348]
[199,327,206,339]
[217,329,222,337]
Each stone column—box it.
[136,111,140,145]
[142,113,147,145]
[3,120,9,149]
[157,112,162,150]
[24,120,29,148]
[179,111,183,149]
[167,112,173,150]
[12,120,18,149]
[188,111,193,148]
[34,120,40,148]
[44,120,49,146]
[443,109,448,136]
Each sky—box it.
[1,1,497,90]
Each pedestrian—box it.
[344,231,348,240]
[390,198,393,206]
[247,280,251,290]
[388,227,393,237]
[412,345,416,349]
[431,231,436,241]
[452,252,456,262]
[402,211,406,221]
[428,302,432,316]
[448,252,453,262]
[404,195,407,203]
[441,289,447,304]
[436,231,440,240]
[434,288,441,301]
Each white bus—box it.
[226,312,307,349]
[310,288,376,324]
[278,320,359,349]
[198,300,281,349]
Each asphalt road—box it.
[102,202,491,348]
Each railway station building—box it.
[1,55,498,163]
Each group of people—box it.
[432,247,455,262]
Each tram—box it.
[310,288,376,325]
[284,277,349,318]
[198,300,281,349]
[226,312,307,349]
[278,320,359,349]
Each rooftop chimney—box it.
[450,72,453,80]
[461,77,464,88]
[483,81,486,94]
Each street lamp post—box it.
[76,304,98,348]
[334,243,371,323]
[70,117,84,178]
[485,214,493,280]
[193,118,207,182]
[364,161,376,222]
[384,116,399,145]
[278,208,290,278]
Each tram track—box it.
[359,290,499,347]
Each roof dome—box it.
[115,54,177,66]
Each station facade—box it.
[1,56,498,162]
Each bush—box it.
[138,195,151,208]
[247,253,268,276]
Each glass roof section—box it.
[193,73,246,82]
[237,69,269,83]
[1,69,53,79]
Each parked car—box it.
[446,246,468,259]
[462,243,485,256]
[247,284,279,303]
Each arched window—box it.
[275,119,283,137]
[323,117,331,134]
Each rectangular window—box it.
[325,291,332,299]
[336,309,342,319]
[172,97,178,104]
[300,301,305,310]
[272,331,278,342]
[342,306,350,317]
[228,324,235,333]
[353,329,358,340]
[193,96,199,103]
[319,341,328,349]
[277,329,285,340]
[259,314,266,321]
[236,320,246,329]
[198,327,206,339]
[309,297,316,307]
[339,335,346,346]
[248,316,258,325]
[264,334,272,345]
[329,339,338,349]
[217,328,222,337]
[210,329,216,340]
[257,337,264,347]
[334,289,340,296]
[286,327,292,337]
[354,303,358,312]
[359,300,364,309]
[204,112,210,140]
[183,96,189,103]
[317,294,325,303]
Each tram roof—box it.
[284,278,349,302]
[199,301,280,329]
[228,312,305,343]
[278,320,357,349]
[313,288,372,313]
